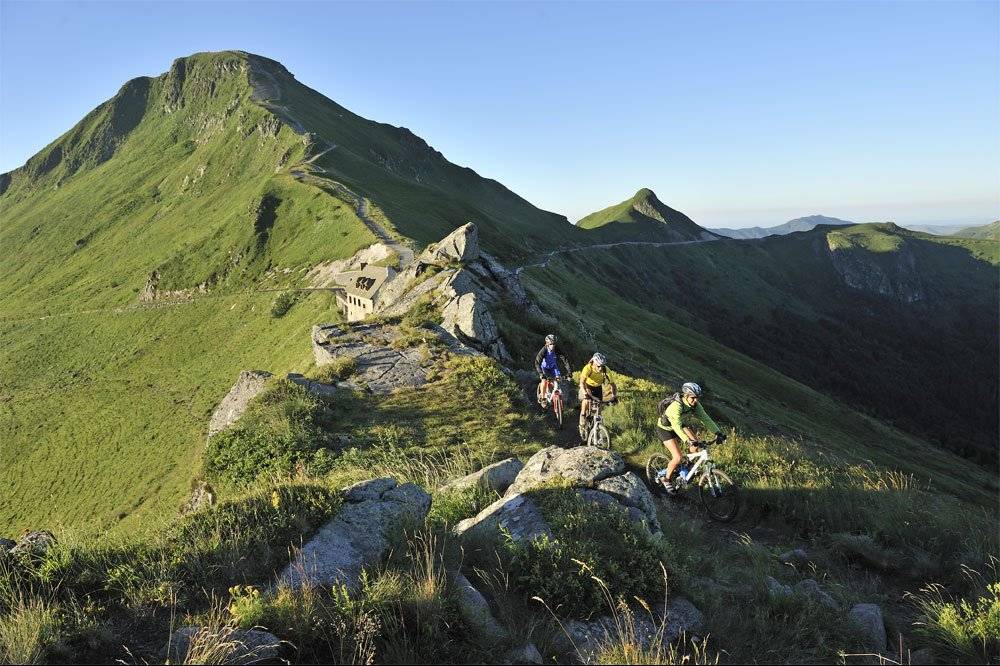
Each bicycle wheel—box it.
[645,454,671,494]
[699,468,741,522]
[553,393,564,429]
[588,424,611,449]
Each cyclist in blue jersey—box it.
[534,334,571,408]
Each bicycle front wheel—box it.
[588,424,611,449]
[553,394,563,429]
[699,468,741,522]
[645,454,671,494]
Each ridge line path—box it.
[515,238,717,275]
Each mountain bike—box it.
[538,376,565,429]
[579,397,613,448]
[645,441,741,522]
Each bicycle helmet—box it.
[591,352,607,367]
[681,382,703,398]
[545,334,557,344]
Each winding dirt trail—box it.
[515,238,717,275]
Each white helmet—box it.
[681,382,703,398]
[591,353,607,367]
[545,334,556,344]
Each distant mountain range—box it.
[953,221,1000,239]
[709,215,853,239]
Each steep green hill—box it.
[576,187,719,242]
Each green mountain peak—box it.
[577,187,718,242]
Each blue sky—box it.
[1,0,997,228]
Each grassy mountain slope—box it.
[710,214,853,239]
[520,223,999,462]
[954,220,1000,240]
[576,187,719,242]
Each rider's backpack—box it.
[658,393,681,416]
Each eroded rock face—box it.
[440,290,511,363]
[278,478,431,592]
[311,324,431,394]
[439,458,524,495]
[419,222,480,264]
[827,241,925,303]
[165,627,281,665]
[208,370,273,436]
[505,446,624,497]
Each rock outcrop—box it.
[455,447,661,540]
[208,370,272,436]
[438,458,524,496]
[9,531,56,559]
[278,478,431,592]
[311,324,432,394]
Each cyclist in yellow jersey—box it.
[578,353,614,437]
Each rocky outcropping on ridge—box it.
[208,370,273,436]
[278,478,431,592]
[311,323,432,394]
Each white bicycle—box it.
[645,440,741,522]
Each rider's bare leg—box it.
[663,438,683,481]
[579,396,591,433]
[537,379,546,404]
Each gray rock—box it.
[208,370,272,436]
[0,538,15,553]
[440,290,512,362]
[503,642,543,664]
[286,373,337,400]
[278,478,431,592]
[452,571,507,643]
[765,575,793,598]
[312,324,430,394]
[165,627,281,664]
[849,603,887,653]
[11,531,55,558]
[595,472,661,533]
[561,597,703,664]
[454,493,553,544]
[420,222,480,264]
[439,458,524,496]
[576,489,655,533]
[778,547,810,567]
[505,446,625,497]
[794,579,840,610]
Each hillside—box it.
[519,223,999,463]
[954,220,1000,240]
[576,188,719,242]
[710,214,853,239]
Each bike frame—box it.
[678,447,712,484]
[542,377,562,402]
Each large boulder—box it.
[452,571,507,643]
[454,493,553,544]
[208,370,272,436]
[420,222,480,265]
[594,471,661,533]
[560,597,704,664]
[505,446,624,497]
[849,603,887,653]
[439,458,524,496]
[278,478,431,592]
[164,627,281,664]
[440,290,511,362]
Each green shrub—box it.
[502,486,671,618]
[204,380,337,487]
[912,580,1000,664]
[270,291,297,318]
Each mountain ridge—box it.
[710,214,854,239]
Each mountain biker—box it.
[656,382,726,494]
[579,352,616,437]
[534,334,571,407]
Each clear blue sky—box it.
[1,0,997,228]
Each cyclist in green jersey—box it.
[656,382,726,493]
